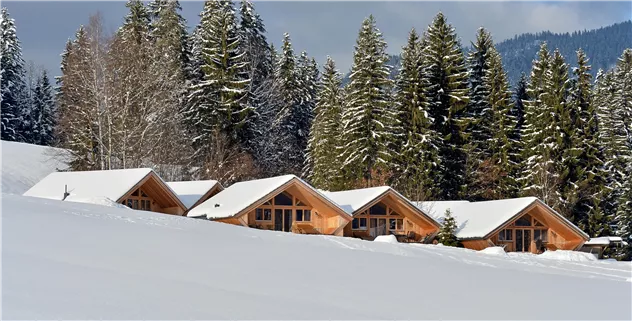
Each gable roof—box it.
[324,186,441,228]
[187,175,350,220]
[416,197,589,240]
[167,180,222,209]
[323,186,391,215]
[24,168,155,201]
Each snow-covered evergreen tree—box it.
[467,28,494,164]
[340,15,396,188]
[31,70,56,146]
[509,73,528,175]
[1,7,27,142]
[438,209,458,247]
[391,28,439,200]
[567,49,608,235]
[186,0,251,155]
[520,43,558,206]
[422,12,470,200]
[306,56,343,190]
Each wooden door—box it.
[274,209,283,231]
[283,209,293,232]
[515,229,532,252]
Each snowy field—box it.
[1,140,69,194]
[3,194,631,320]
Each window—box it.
[132,189,139,196]
[369,203,386,215]
[515,214,532,226]
[534,230,548,242]
[389,218,403,230]
[352,217,367,230]
[498,229,512,241]
[274,192,293,206]
[255,208,271,221]
[390,210,401,217]
[534,219,544,226]
[296,209,311,222]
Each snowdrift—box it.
[1,140,70,194]
[2,194,631,319]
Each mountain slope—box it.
[3,194,631,319]
[497,20,632,84]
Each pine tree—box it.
[391,28,439,200]
[482,47,518,199]
[1,7,27,142]
[509,73,528,179]
[438,209,458,247]
[340,15,396,188]
[306,56,343,190]
[238,0,272,152]
[31,70,56,146]
[520,43,558,206]
[186,0,251,156]
[545,50,574,217]
[568,49,607,236]
[422,13,470,200]
[614,161,632,260]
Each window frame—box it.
[352,217,367,230]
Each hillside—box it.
[343,20,631,86]
[3,193,631,319]
[497,20,632,84]
[1,140,70,194]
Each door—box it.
[515,229,532,253]
[274,209,283,231]
[283,209,293,232]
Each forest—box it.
[1,1,630,259]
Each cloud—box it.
[5,1,629,75]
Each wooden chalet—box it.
[325,187,441,242]
[167,180,223,214]
[187,175,352,235]
[417,197,590,253]
[24,168,187,215]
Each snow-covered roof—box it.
[584,236,627,246]
[187,175,349,220]
[167,180,221,209]
[323,186,391,215]
[416,197,588,240]
[23,168,154,202]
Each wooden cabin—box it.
[187,175,352,235]
[24,168,187,215]
[167,180,224,214]
[417,197,589,253]
[325,187,441,242]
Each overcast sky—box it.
[5,1,631,77]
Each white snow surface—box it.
[479,246,508,256]
[167,180,220,209]
[585,236,626,246]
[416,197,588,240]
[3,194,631,319]
[1,140,70,194]
[373,234,398,243]
[63,195,130,209]
[324,186,391,214]
[539,250,599,262]
[23,168,152,202]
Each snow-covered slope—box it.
[3,194,631,319]
[1,140,70,194]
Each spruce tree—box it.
[186,0,251,155]
[509,73,528,179]
[520,43,557,206]
[391,28,439,200]
[340,15,396,188]
[438,209,458,247]
[422,13,470,200]
[272,33,309,175]
[568,49,607,235]
[1,7,27,142]
[31,70,56,146]
[483,47,518,199]
[306,56,343,190]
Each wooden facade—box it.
[462,202,588,253]
[342,190,440,242]
[214,180,351,235]
[118,172,187,216]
